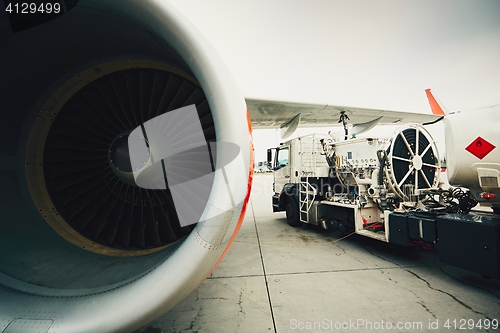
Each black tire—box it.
[285,197,301,227]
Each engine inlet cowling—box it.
[32,63,214,254]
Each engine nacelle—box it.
[333,124,440,203]
[0,1,252,332]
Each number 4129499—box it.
[444,319,498,330]
[5,2,61,14]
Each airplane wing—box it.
[246,98,441,129]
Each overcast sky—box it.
[167,0,500,162]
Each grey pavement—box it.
[136,174,500,333]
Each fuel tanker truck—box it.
[269,98,500,278]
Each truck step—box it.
[356,229,388,242]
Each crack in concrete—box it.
[336,243,365,265]
[380,269,398,284]
[199,296,228,300]
[405,284,437,319]
[362,243,443,271]
[438,266,500,300]
[405,270,493,321]
[184,290,203,331]
[136,326,162,333]
[362,242,496,322]
[361,244,402,267]
[381,269,439,321]
[416,301,437,319]
[238,289,245,314]
[336,244,347,255]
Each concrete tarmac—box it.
[136,174,500,333]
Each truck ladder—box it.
[298,136,321,223]
[299,175,316,223]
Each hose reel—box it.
[385,124,440,200]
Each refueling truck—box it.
[268,108,500,278]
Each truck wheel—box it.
[286,197,301,227]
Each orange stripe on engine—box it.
[203,106,254,279]
[246,105,253,134]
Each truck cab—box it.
[268,134,337,226]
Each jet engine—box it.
[0,1,252,332]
